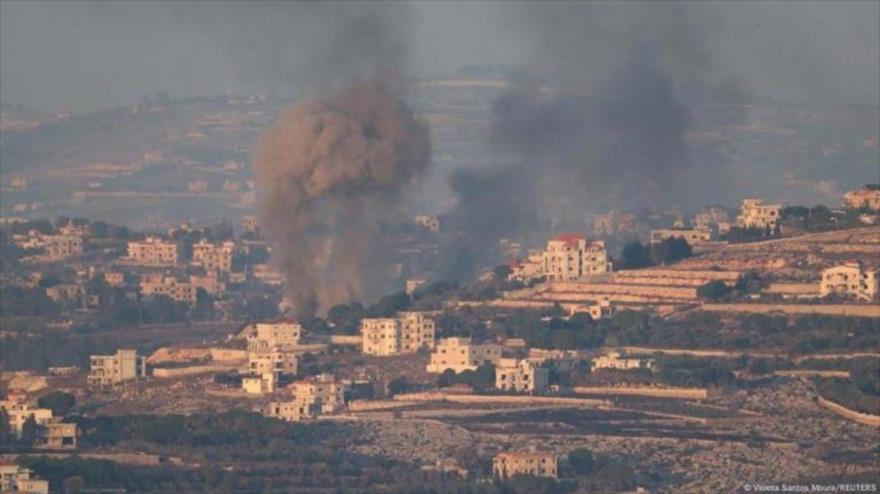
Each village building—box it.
[0,400,53,436]
[361,312,435,356]
[0,464,50,494]
[43,234,83,259]
[262,400,318,422]
[87,349,147,387]
[247,350,298,376]
[737,198,782,230]
[820,261,878,301]
[527,349,583,372]
[426,337,505,374]
[650,227,714,245]
[127,236,180,265]
[242,215,260,233]
[250,263,283,285]
[243,321,302,352]
[290,374,349,414]
[493,451,558,480]
[842,185,880,210]
[103,271,126,287]
[192,239,236,275]
[591,352,655,372]
[39,422,78,449]
[510,234,611,283]
[139,274,197,305]
[45,283,85,304]
[242,373,276,395]
[495,358,549,394]
[189,273,226,295]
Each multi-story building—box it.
[139,275,197,305]
[189,273,226,295]
[127,237,180,265]
[495,358,549,394]
[44,235,83,259]
[544,234,611,282]
[493,451,558,480]
[251,263,283,285]
[737,198,782,230]
[414,214,441,233]
[0,399,78,450]
[290,374,349,414]
[650,227,713,245]
[843,185,880,210]
[244,321,302,352]
[45,284,85,304]
[527,349,583,372]
[361,312,435,356]
[103,271,126,287]
[0,464,50,494]
[591,352,654,372]
[87,349,146,387]
[192,239,236,275]
[247,350,298,376]
[39,422,78,449]
[510,234,611,283]
[820,262,878,302]
[426,337,504,374]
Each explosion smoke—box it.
[254,81,430,317]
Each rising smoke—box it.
[255,81,430,316]
[440,2,743,280]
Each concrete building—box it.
[139,275,197,305]
[493,451,558,480]
[103,271,126,287]
[127,237,180,265]
[251,264,283,285]
[39,422,77,449]
[290,374,349,414]
[405,278,427,295]
[426,337,504,374]
[244,321,302,352]
[527,349,583,372]
[242,373,276,395]
[192,239,236,275]
[544,234,612,281]
[88,349,147,387]
[0,464,49,494]
[242,215,260,233]
[843,185,880,210]
[44,235,83,259]
[45,284,85,304]
[591,352,654,372]
[820,262,878,302]
[361,312,435,356]
[414,214,441,232]
[737,198,782,230]
[495,358,549,394]
[247,350,298,376]
[509,234,611,283]
[262,400,318,422]
[650,227,713,245]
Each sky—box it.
[1,1,878,113]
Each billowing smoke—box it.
[255,81,430,316]
[440,2,744,280]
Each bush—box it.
[697,280,731,300]
[568,448,594,475]
[38,391,76,416]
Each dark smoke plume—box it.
[440,2,741,280]
[255,81,430,316]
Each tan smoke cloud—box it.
[254,79,430,317]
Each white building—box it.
[591,352,654,372]
[426,337,504,374]
[495,358,549,394]
[737,198,782,230]
[361,312,435,356]
[262,400,317,422]
[510,234,611,283]
[192,239,236,275]
[127,237,180,265]
[820,262,878,302]
[242,373,276,395]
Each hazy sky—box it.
[1,1,878,113]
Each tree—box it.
[38,391,76,416]
[568,448,594,475]
[21,414,40,446]
[0,407,10,443]
[494,264,513,280]
[619,241,650,269]
[387,377,408,397]
[697,281,731,300]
